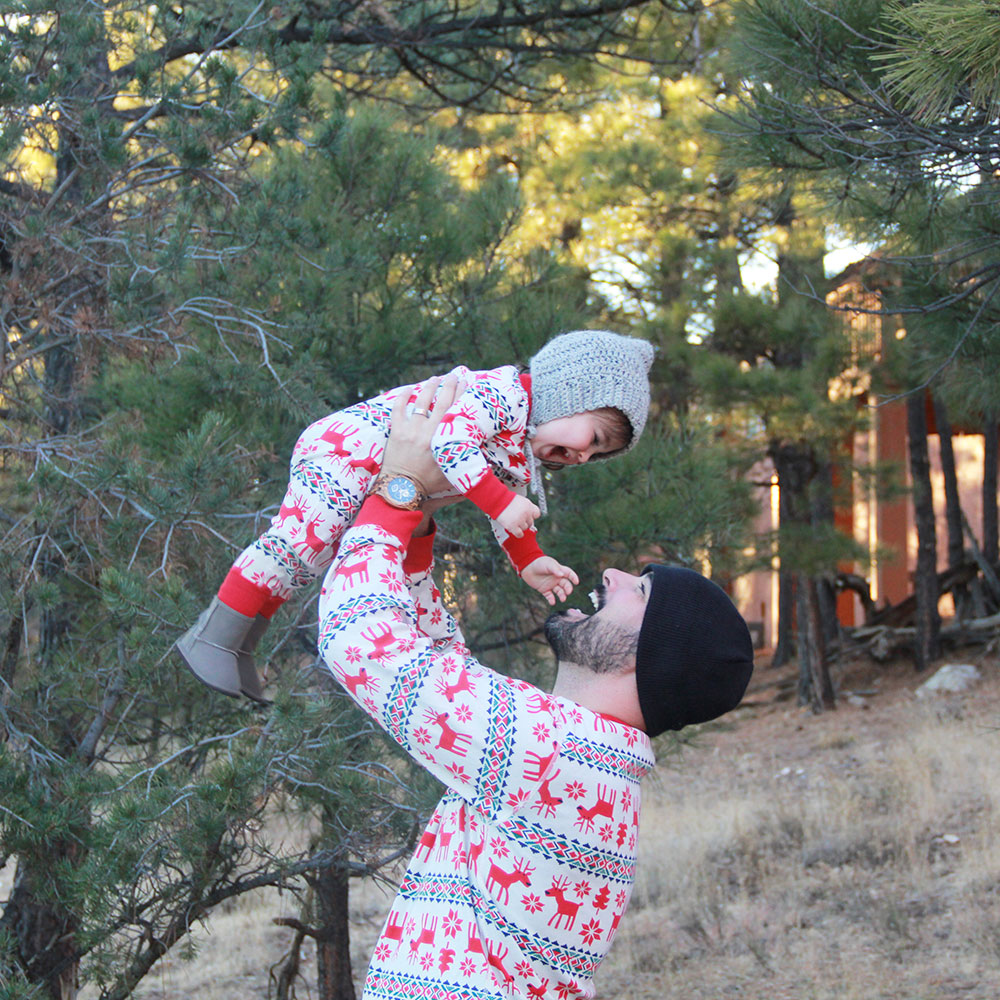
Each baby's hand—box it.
[522,556,579,606]
[497,494,541,539]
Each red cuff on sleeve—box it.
[463,472,517,519]
[403,524,436,575]
[501,529,545,573]
[354,496,423,547]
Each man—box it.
[318,376,754,1000]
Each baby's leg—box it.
[219,409,385,615]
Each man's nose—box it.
[602,568,632,590]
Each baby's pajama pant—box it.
[216,411,385,618]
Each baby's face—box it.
[530,412,625,468]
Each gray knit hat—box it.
[528,330,654,455]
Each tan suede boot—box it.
[175,598,253,698]
[237,614,271,704]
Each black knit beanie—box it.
[635,565,754,736]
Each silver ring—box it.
[413,407,431,418]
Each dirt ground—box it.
[30,639,975,998]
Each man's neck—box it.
[552,662,646,732]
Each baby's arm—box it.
[429,370,522,519]
[521,556,578,605]
[489,496,577,604]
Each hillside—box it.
[110,646,1000,999]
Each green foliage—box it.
[880,0,1000,121]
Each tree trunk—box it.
[0,853,80,1000]
[796,575,836,712]
[810,459,840,644]
[770,440,835,705]
[906,392,941,670]
[314,860,357,1000]
[772,572,796,666]
[933,394,970,618]
[771,442,814,668]
[984,411,999,570]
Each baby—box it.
[176,329,654,701]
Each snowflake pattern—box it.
[443,909,463,938]
[522,893,543,914]
[579,919,602,946]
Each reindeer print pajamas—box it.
[319,501,656,1000]
[219,366,546,616]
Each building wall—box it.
[734,412,990,649]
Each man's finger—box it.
[391,385,414,426]
[412,376,442,419]
[429,374,461,420]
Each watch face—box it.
[386,477,417,505]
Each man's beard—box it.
[543,606,638,674]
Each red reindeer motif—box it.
[454,472,482,494]
[424,710,473,757]
[339,666,372,698]
[361,622,398,660]
[338,556,370,589]
[467,924,486,960]
[434,829,454,861]
[276,495,306,526]
[436,666,474,703]
[318,422,358,457]
[608,909,623,939]
[383,909,406,949]
[525,692,558,715]
[486,856,535,905]
[533,769,564,819]
[436,410,460,435]
[415,830,436,861]
[292,519,327,557]
[468,835,486,873]
[523,742,559,783]
[348,444,381,476]
[408,915,438,956]
[546,877,581,930]
[486,944,514,989]
[575,784,617,832]
[526,980,549,999]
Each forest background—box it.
[3,1,1000,998]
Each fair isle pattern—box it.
[381,648,436,745]
[365,970,499,1000]
[475,676,519,818]
[297,460,367,516]
[561,733,651,782]
[501,815,636,884]
[317,591,399,647]
[432,440,484,478]
[318,520,656,1000]
[397,873,605,981]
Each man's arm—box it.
[318,377,566,819]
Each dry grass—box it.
[6,651,999,999]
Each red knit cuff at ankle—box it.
[218,569,276,617]
[260,594,285,619]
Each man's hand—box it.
[521,556,579,606]
[381,376,466,535]
[496,494,541,539]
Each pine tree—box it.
[0,4,666,995]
